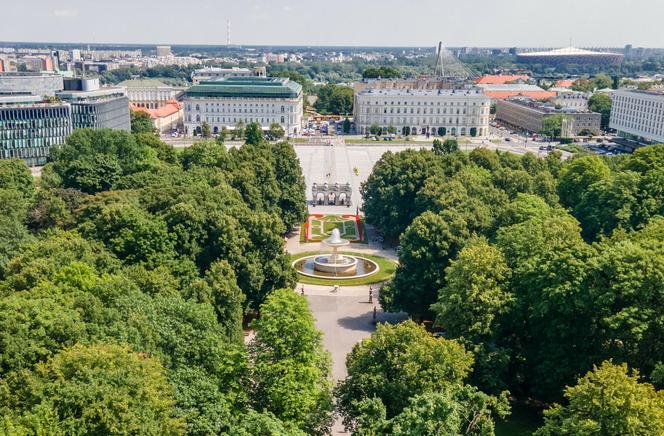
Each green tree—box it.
[387,387,510,436]
[342,117,351,134]
[229,409,306,436]
[268,122,285,140]
[535,361,664,436]
[540,114,566,138]
[130,110,156,134]
[250,289,333,433]
[245,122,264,145]
[432,237,512,343]
[336,321,474,430]
[588,93,612,130]
[233,121,245,140]
[362,66,401,79]
[201,121,212,138]
[51,129,158,194]
[314,84,353,115]
[557,155,611,209]
[360,149,444,239]
[380,211,469,318]
[0,343,183,434]
[0,159,35,199]
[369,124,381,136]
[495,212,596,399]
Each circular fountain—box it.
[313,228,357,274]
[293,228,380,280]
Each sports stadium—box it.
[516,47,624,65]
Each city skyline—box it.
[2,0,664,48]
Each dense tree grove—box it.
[0,129,316,434]
[362,144,664,431]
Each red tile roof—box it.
[483,91,556,100]
[476,74,530,84]
[130,100,182,119]
[555,79,575,88]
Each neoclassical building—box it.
[353,82,491,137]
[312,182,352,206]
[183,77,303,136]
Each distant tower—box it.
[227,19,231,46]
[434,41,445,77]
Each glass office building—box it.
[0,95,72,166]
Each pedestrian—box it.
[369,287,373,303]
[372,306,377,324]
[301,285,305,295]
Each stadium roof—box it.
[518,47,622,57]
[185,77,301,99]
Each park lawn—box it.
[290,251,396,286]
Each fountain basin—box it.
[293,255,379,280]
[313,254,358,274]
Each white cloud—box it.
[53,9,78,18]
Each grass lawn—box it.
[290,251,397,286]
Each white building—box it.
[119,79,181,109]
[191,66,266,84]
[354,82,491,137]
[183,76,303,136]
[610,89,664,143]
[156,45,172,57]
[550,89,589,110]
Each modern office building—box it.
[57,78,130,131]
[191,66,266,84]
[609,89,664,143]
[496,97,601,136]
[353,80,491,136]
[183,76,303,136]
[0,94,72,166]
[0,72,64,97]
[119,78,181,109]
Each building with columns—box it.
[353,81,491,137]
[183,77,303,136]
[119,79,181,110]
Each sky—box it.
[2,0,664,48]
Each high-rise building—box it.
[183,76,303,136]
[610,89,664,144]
[156,45,172,57]
[0,94,72,166]
[57,78,130,131]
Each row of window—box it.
[361,100,486,107]
[359,117,484,126]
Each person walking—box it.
[301,285,305,295]
[369,287,373,303]
[372,306,377,324]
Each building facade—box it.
[496,97,601,136]
[191,67,266,84]
[183,77,303,136]
[354,84,491,137]
[119,79,181,109]
[57,78,130,131]
[550,90,589,110]
[0,72,64,97]
[609,89,664,143]
[0,94,72,166]
[131,101,183,134]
